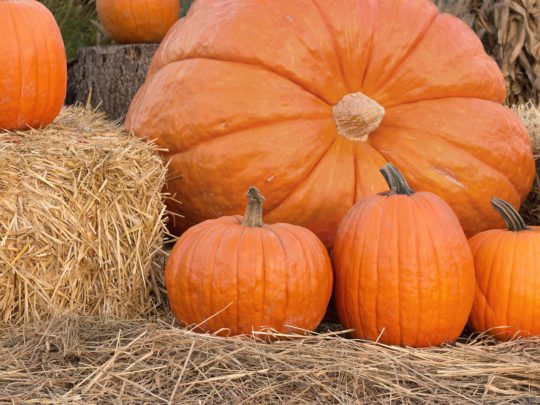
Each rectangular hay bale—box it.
[0,107,168,323]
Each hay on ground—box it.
[0,314,538,404]
[437,0,540,105]
[0,106,168,323]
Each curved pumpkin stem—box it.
[242,187,265,227]
[491,197,529,232]
[380,163,415,196]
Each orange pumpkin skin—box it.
[165,188,333,336]
[468,199,540,340]
[126,0,534,247]
[96,0,179,44]
[0,0,67,131]
[333,165,476,347]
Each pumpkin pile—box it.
[1,0,538,348]
[120,0,540,346]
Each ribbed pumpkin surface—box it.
[126,0,534,246]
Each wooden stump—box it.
[66,44,158,122]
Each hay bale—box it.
[516,103,540,224]
[437,0,540,105]
[0,315,538,403]
[0,106,168,323]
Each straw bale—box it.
[0,106,168,323]
[0,314,538,403]
[517,102,540,224]
[436,0,540,105]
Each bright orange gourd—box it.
[333,164,476,347]
[96,0,180,44]
[0,0,67,131]
[468,198,540,340]
[165,187,333,336]
[125,0,534,246]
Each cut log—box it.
[66,44,158,122]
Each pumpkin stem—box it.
[491,197,528,232]
[333,92,385,141]
[241,187,265,227]
[379,163,415,196]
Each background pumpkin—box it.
[0,0,67,131]
[333,164,476,347]
[165,187,333,336]
[468,198,540,340]
[125,0,534,246]
[96,0,180,44]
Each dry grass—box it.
[0,314,537,404]
[437,0,540,105]
[517,102,540,224]
[0,106,168,323]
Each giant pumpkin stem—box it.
[333,92,385,141]
[241,187,265,227]
[491,197,529,232]
[380,163,415,196]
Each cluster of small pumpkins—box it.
[164,164,540,347]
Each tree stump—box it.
[66,44,158,122]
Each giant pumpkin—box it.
[125,0,534,246]
[0,0,67,131]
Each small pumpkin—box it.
[468,198,540,340]
[165,187,333,336]
[96,0,180,44]
[0,0,67,131]
[333,163,475,347]
[126,0,534,247]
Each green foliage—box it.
[182,0,195,16]
[39,0,106,60]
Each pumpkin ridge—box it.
[166,115,331,155]
[365,198,384,340]
[424,195,469,341]
[374,121,523,202]
[259,228,267,329]
[17,3,40,125]
[482,233,507,330]
[352,145,358,203]
[309,0,347,91]
[263,137,337,218]
[7,3,23,128]
[265,226,289,327]
[234,226,245,334]
[207,225,234,332]
[36,4,56,124]
[504,233,519,331]
[414,197,443,345]
[181,223,215,327]
[373,12,439,95]
[168,55,332,106]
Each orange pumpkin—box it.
[468,198,540,340]
[333,164,476,347]
[0,0,67,131]
[165,187,333,336]
[96,0,180,44]
[125,0,534,246]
